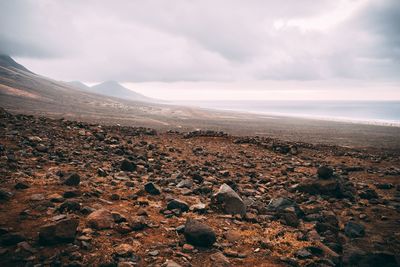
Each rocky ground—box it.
[0,107,399,267]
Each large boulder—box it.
[39,218,79,245]
[184,218,216,247]
[211,183,246,215]
[86,209,114,229]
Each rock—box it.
[279,209,299,227]
[190,202,207,213]
[184,218,216,247]
[177,179,193,189]
[148,250,159,256]
[295,248,312,259]
[344,221,365,238]
[375,183,394,190]
[114,243,135,257]
[0,189,13,201]
[63,172,81,186]
[14,182,30,190]
[129,217,147,231]
[211,183,246,215]
[359,188,378,200]
[39,218,79,245]
[163,260,182,267]
[342,246,398,267]
[317,166,334,179]
[144,182,161,195]
[267,197,303,217]
[30,193,45,201]
[97,168,107,177]
[297,179,344,198]
[87,209,114,229]
[210,252,230,266]
[182,243,194,253]
[58,200,81,212]
[121,159,136,172]
[0,232,25,246]
[167,199,189,212]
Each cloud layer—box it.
[0,0,399,82]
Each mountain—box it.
[90,80,154,102]
[0,55,33,74]
[0,55,200,128]
[67,81,91,91]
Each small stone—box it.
[344,221,365,238]
[63,173,81,186]
[148,250,159,256]
[182,243,194,253]
[317,166,334,179]
[30,194,45,201]
[114,244,134,257]
[121,159,136,172]
[167,199,189,212]
[14,182,30,190]
[0,189,13,201]
[144,182,161,195]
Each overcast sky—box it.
[1,0,399,100]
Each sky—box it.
[0,0,399,100]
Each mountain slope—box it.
[67,81,91,91]
[90,81,154,102]
[0,55,33,74]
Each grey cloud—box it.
[0,0,399,82]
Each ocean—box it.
[175,101,400,127]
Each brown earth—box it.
[0,107,399,266]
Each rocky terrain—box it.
[0,107,399,267]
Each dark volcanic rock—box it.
[167,199,189,212]
[0,232,25,246]
[0,189,13,201]
[317,166,334,179]
[267,197,303,217]
[63,173,81,186]
[359,188,378,200]
[121,159,136,172]
[39,218,79,245]
[344,221,365,238]
[14,182,30,190]
[211,183,246,216]
[184,218,216,247]
[144,182,161,195]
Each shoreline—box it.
[172,101,400,128]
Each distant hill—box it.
[67,81,91,91]
[90,81,154,102]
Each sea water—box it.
[176,101,400,127]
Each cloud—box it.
[0,0,398,82]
